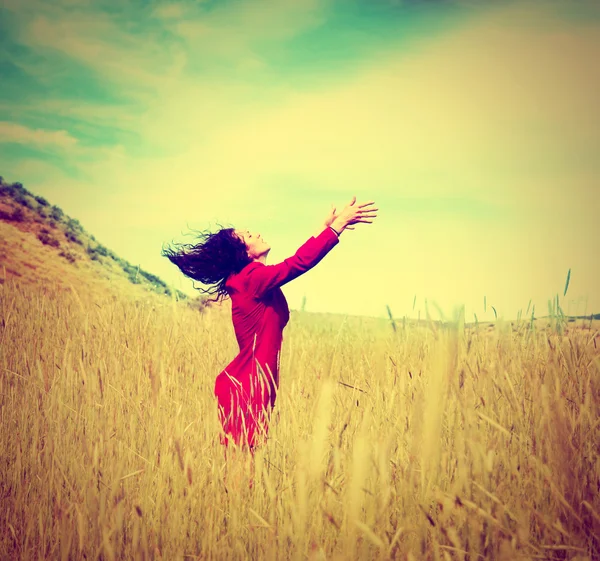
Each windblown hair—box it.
[162,226,251,302]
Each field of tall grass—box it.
[1,278,598,560]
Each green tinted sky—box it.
[1,0,599,320]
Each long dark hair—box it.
[162,226,251,302]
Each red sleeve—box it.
[245,227,339,298]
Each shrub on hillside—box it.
[0,182,30,198]
[139,269,167,288]
[95,244,109,257]
[66,218,83,233]
[34,195,49,207]
[11,207,25,222]
[86,245,100,261]
[0,206,24,221]
[50,205,64,222]
[120,262,136,276]
[59,249,78,263]
[2,182,33,208]
[14,192,33,209]
[65,230,83,245]
[86,244,110,259]
[38,232,60,248]
[11,182,31,195]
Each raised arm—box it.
[246,227,339,298]
[245,196,378,298]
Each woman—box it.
[164,196,377,451]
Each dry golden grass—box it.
[0,219,155,302]
[1,278,599,560]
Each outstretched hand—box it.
[327,196,378,234]
[324,204,356,230]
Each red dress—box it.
[214,227,339,449]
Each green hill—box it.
[0,176,191,302]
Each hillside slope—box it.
[0,177,197,304]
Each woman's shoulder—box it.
[226,262,263,290]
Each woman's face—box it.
[236,229,271,261]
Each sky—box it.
[1,0,599,322]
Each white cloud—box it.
[152,3,187,20]
[11,0,326,100]
[170,0,326,46]
[25,16,183,96]
[0,121,78,149]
